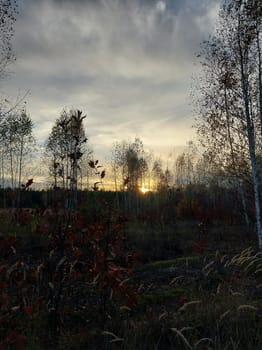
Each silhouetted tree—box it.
[0,108,35,208]
[0,109,35,191]
[45,109,88,205]
[112,138,148,191]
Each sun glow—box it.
[140,187,149,194]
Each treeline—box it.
[0,104,257,228]
[0,185,250,227]
[0,106,218,193]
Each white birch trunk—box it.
[238,27,262,250]
[224,87,250,227]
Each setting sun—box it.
[140,187,149,194]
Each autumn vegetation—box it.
[0,0,262,349]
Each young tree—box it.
[45,109,88,206]
[0,109,35,190]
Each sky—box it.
[2,0,220,163]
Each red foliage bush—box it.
[0,193,139,347]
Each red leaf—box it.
[24,305,33,317]
[25,179,33,188]
[7,236,16,246]
[123,177,129,186]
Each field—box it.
[0,188,261,349]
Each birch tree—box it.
[195,0,262,248]
[175,142,197,187]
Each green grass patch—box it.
[138,287,190,305]
[136,255,206,272]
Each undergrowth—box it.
[0,185,261,349]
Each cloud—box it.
[3,0,220,159]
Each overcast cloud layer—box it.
[2,0,220,160]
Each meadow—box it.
[0,186,261,349]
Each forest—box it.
[0,0,262,349]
